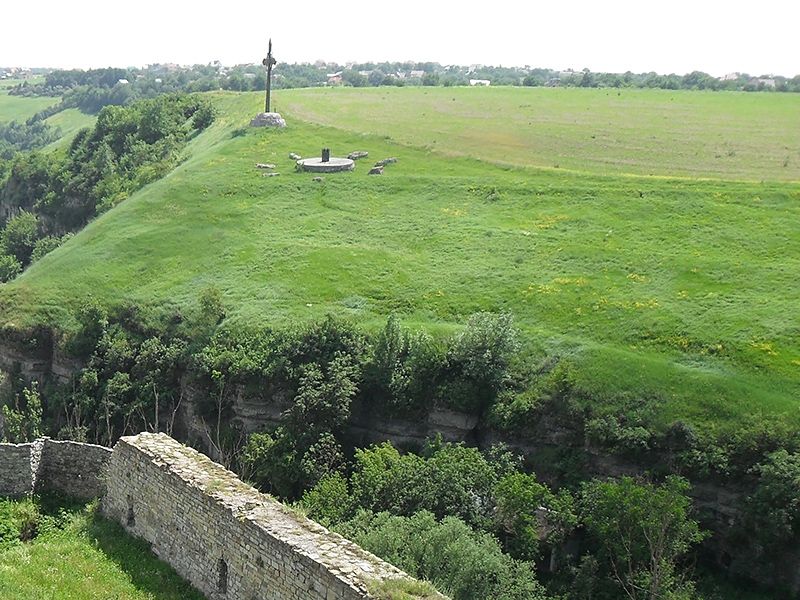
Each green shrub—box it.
[350,441,512,530]
[441,312,519,412]
[0,210,39,265]
[301,473,353,527]
[192,101,216,130]
[1,381,42,443]
[0,252,21,282]
[0,498,41,550]
[746,450,800,548]
[30,233,72,263]
[336,510,551,600]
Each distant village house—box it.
[469,79,491,86]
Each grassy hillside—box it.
[0,84,94,146]
[1,90,798,433]
[43,108,96,149]
[279,87,800,181]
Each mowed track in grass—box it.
[1,91,799,432]
[279,87,800,181]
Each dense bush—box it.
[336,510,552,600]
[0,210,39,264]
[300,436,577,570]
[0,120,61,159]
[47,298,195,445]
[349,440,514,529]
[1,381,42,443]
[0,498,41,550]
[746,450,800,549]
[0,253,21,282]
[29,233,71,263]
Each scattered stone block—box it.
[374,157,398,167]
[289,152,301,160]
[347,151,369,160]
[262,172,281,177]
[312,177,324,182]
[255,163,276,169]
[249,112,286,128]
[368,166,384,175]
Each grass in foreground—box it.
[0,497,205,600]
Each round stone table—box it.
[296,157,355,173]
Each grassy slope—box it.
[0,504,205,600]
[279,87,800,181]
[43,108,96,149]
[1,91,798,433]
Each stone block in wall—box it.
[0,442,35,498]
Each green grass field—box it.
[0,85,94,145]
[0,77,45,90]
[1,89,798,433]
[43,108,96,149]
[0,89,57,124]
[0,500,205,600]
[280,87,800,181]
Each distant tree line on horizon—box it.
[7,63,800,108]
[2,63,792,159]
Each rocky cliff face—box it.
[0,340,50,381]
[0,336,82,384]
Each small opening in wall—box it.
[256,556,264,569]
[126,495,135,527]
[217,558,228,595]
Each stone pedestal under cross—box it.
[250,38,286,129]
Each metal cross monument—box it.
[262,39,277,112]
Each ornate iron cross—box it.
[262,39,277,112]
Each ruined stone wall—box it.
[102,433,437,600]
[1,433,442,598]
[0,438,110,500]
[37,439,111,500]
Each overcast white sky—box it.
[2,0,798,76]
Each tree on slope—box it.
[580,476,705,600]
